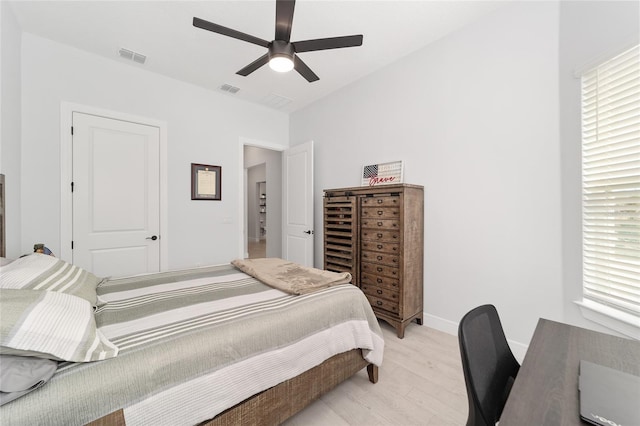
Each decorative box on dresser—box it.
[324,184,424,338]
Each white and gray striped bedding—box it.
[0,264,384,425]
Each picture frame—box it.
[191,163,221,200]
[361,160,404,187]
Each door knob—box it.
[146,235,158,241]
[303,230,314,235]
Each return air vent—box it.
[118,48,146,64]
[219,84,240,94]
[262,93,292,109]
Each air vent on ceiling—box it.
[262,93,292,109]
[118,48,146,64]
[219,84,240,94]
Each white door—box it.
[72,112,160,277]
[282,141,314,266]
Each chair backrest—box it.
[458,304,520,426]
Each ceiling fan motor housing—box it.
[269,40,295,61]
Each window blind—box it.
[581,44,640,317]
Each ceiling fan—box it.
[193,0,363,82]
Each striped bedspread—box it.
[0,264,384,425]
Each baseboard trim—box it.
[423,313,458,336]
[424,312,529,363]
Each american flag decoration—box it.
[363,164,378,178]
[361,161,404,186]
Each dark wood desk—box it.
[500,318,640,425]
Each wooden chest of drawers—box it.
[324,184,424,338]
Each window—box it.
[580,44,640,334]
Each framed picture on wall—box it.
[191,163,221,200]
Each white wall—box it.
[291,2,562,351]
[19,33,288,269]
[558,1,640,333]
[0,2,22,258]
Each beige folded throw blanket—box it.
[231,258,352,295]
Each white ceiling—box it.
[8,0,506,113]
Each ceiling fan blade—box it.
[275,0,296,42]
[292,35,363,53]
[236,54,270,76]
[293,55,319,82]
[193,17,269,48]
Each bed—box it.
[0,255,383,425]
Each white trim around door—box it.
[59,102,168,270]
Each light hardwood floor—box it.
[248,239,266,259]
[283,321,468,426]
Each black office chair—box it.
[458,304,520,426]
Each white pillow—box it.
[0,254,103,308]
[0,289,118,362]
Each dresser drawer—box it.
[360,272,400,290]
[361,283,399,302]
[360,240,400,254]
[360,229,400,243]
[360,218,400,230]
[361,207,399,220]
[365,294,399,315]
[361,196,401,208]
[361,250,399,267]
[361,262,400,279]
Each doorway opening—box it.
[243,145,282,259]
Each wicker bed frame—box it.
[88,349,378,425]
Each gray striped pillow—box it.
[0,254,103,308]
[0,289,118,362]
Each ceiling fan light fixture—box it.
[268,40,295,73]
[269,55,294,72]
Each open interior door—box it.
[282,141,314,266]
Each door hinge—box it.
[71,126,74,135]
[71,182,74,192]
[71,241,74,250]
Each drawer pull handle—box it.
[377,278,383,283]
[377,244,383,249]
[377,256,383,261]
[377,267,383,272]
[377,210,383,216]
[377,221,383,226]
[377,233,383,238]
[377,199,383,204]
[377,301,383,306]
[377,289,383,295]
